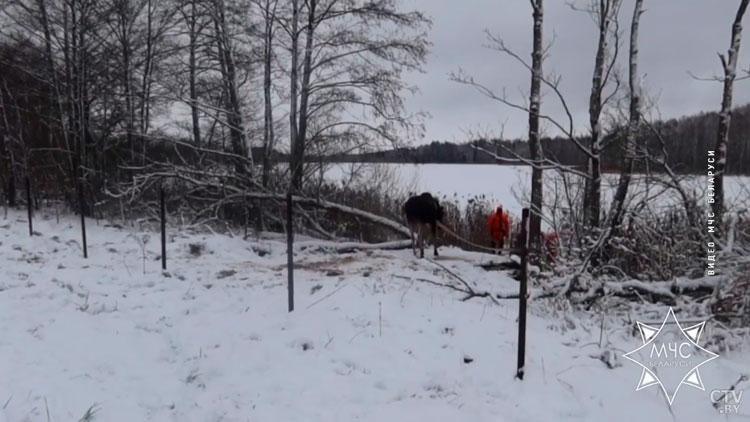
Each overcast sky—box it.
[401,0,750,144]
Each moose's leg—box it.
[431,222,439,257]
[409,225,417,257]
[418,225,425,258]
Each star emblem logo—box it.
[622,307,719,406]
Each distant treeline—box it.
[329,104,750,175]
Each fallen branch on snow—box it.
[393,274,498,304]
[297,239,412,253]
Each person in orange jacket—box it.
[488,206,511,254]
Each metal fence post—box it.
[76,162,88,259]
[516,207,530,380]
[26,176,32,236]
[160,185,167,271]
[286,190,294,312]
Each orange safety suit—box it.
[488,209,511,243]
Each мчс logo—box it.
[623,307,719,406]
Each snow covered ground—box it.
[1,208,749,421]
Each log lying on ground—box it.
[494,287,552,300]
[604,275,726,299]
[549,274,729,304]
[394,269,724,305]
[297,239,412,253]
[479,260,521,271]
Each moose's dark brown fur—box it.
[403,192,444,258]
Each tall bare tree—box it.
[528,0,544,245]
[291,0,316,190]
[258,0,279,188]
[62,0,115,202]
[138,0,176,137]
[581,0,621,229]
[209,0,252,175]
[609,0,644,230]
[288,0,300,190]
[282,0,429,191]
[452,0,592,248]
[712,0,749,222]
[175,0,209,148]
[108,0,146,160]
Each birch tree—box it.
[580,0,621,229]
[609,0,644,230]
[528,0,545,245]
[712,0,749,223]
[452,0,590,248]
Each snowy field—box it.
[327,163,750,217]
[2,208,749,421]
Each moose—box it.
[403,192,444,258]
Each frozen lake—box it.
[326,163,750,218]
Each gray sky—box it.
[402,0,750,144]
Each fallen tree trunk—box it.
[547,274,729,305]
[112,169,412,238]
[495,288,552,300]
[297,239,412,253]
[239,191,411,238]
